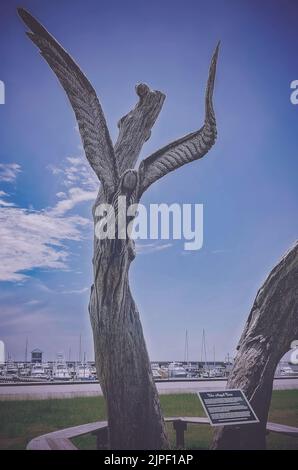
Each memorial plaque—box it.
[197,389,259,426]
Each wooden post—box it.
[173,420,187,448]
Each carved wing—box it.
[138,43,219,196]
[18,8,119,198]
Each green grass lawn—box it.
[0,390,297,450]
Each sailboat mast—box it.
[201,329,208,370]
[184,329,189,363]
[25,337,28,363]
[79,334,82,363]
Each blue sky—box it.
[0,0,297,362]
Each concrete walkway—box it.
[0,377,297,401]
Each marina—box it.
[1,337,297,384]
[0,358,297,384]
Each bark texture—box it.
[89,87,169,450]
[89,238,169,449]
[212,242,298,449]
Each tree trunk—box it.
[87,85,168,450]
[211,241,298,449]
[89,236,168,449]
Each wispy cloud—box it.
[50,186,97,216]
[135,242,173,254]
[0,156,173,282]
[0,191,16,207]
[24,299,42,306]
[0,303,52,330]
[0,163,21,182]
[0,158,96,282]
[61,287,89,295]
[0,207,90,282]
[49,156,98,191]
[48,156,98,216]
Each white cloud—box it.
[56,192,67,199]
[67,156,81,165]
[0,158,97,282]
[50,186,97,216]
[0,156,173,282]
[0,206,90,282]
[0,199,15,207]
[0,190,16,207]
[0,304,52,329]
[135,242,173,254]
[0,163,21,182]
[48,156,98,216]
[61,287,89,295]
[24,299,42,306]
[49,156,98,191]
